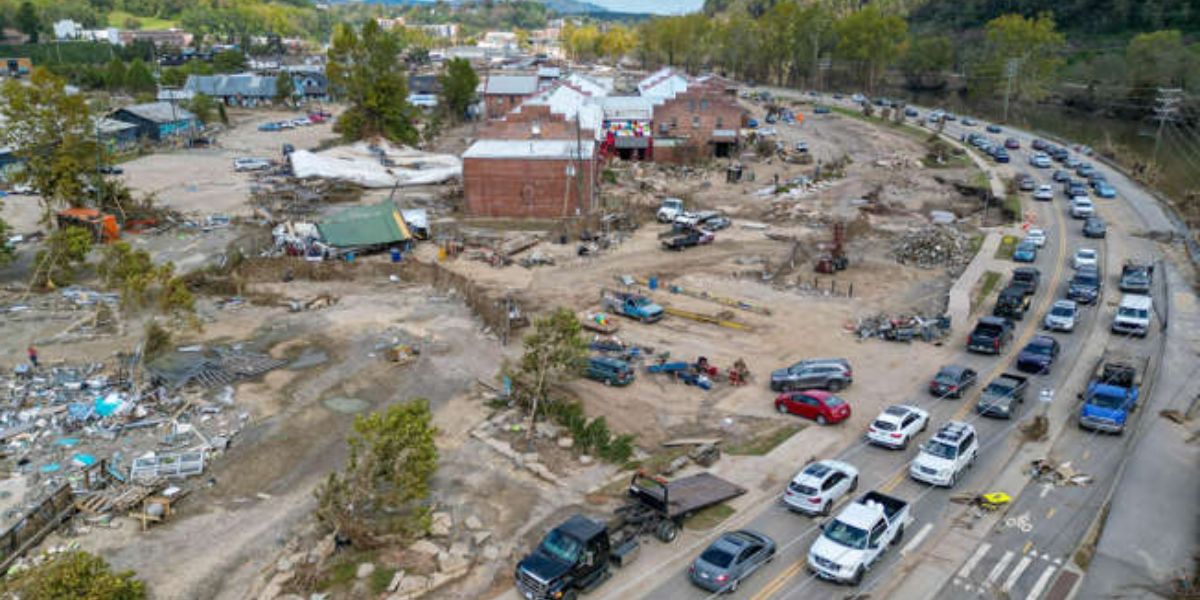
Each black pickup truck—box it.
[661,229,714,251]
[967,316,1015,354]
[976,373,1029,419]
[1009,267,1041,297]
[993,285,1032,320]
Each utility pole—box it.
[1153,88,1183,166]
[1002,58,1019,124]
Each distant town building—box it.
[375,17,406,31]
[0,58,32,78]
[418,23,459,41]
[95,117,140,151]
[408,75,442,109]
[483,74,539,119]
[183,74,278,107]
[110,102,200,142]
[53,20,81,40]
[119,29,192,48]
[478,31,519,52]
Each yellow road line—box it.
[1023,540,1034,554]
[1046,506,1057,519]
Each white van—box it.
[1112,294,1152,337]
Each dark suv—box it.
[769,359,853,392]
[993,285,1032,320]
[1067,266,1102,304]
[967,316,1015,354]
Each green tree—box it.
[213,50,247,73]
[33,225,93,289]
[834,6,908,92]
[899,34,955,90]
[97,241,174,308]
[104,58,127,91]
[275,70,294,105]
[16,1,39,44]
[326,20,418,145]
[0,68,96,215]
[970,13,1065,103]
[0,550,145,599]
[507,307,588,440]
[315,399,438,548]
[0,211,12,266]
[1127,30,1196,93]
[125,59,155,94]
[438,57,478,122]
[184,93,217,124]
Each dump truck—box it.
[514,472,746,600]
[600,289,664,323]
[1078,351,1149,434]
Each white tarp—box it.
[289,140,462,188]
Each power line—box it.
[1152,88,1183,166]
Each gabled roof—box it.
[519,85,604,139]
[463,139,595,160]
[94,117,137,135]
[114,102,197,124]
[184,74,277,98]
[638,67,690,100]
[484,74,538,95]
[600,96,656,121]
[317,200,412,248]
[565,73,613,97]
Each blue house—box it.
[110,102,201,142]
[95,117,140,152]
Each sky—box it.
[577,0,703,14]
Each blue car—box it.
[986,124,1002,133]
[993,149,1010,163]
[1016,335,1060,374]
[1095,182,1117,198]
[1013,241,1038,263]
[746,118,759,128]
[813,106,831,114]
[258,122,282,132]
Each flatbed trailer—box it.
[610,472,746,548]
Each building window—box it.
[659,122,669,134]
[692,116,700,128]
[716,117,723,128]
[701,99,710,111]
[670,117,677,128]
[688,99,696,112]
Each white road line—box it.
[1026,566,1058,600]
[958,543,992,579]
[987,550,1017,585]
[900,523,933,556]
[1003,556,1034,592]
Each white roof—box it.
[520,85,604,140]
[1119,294,1152,309]
[565,72,613,97]
[600,96,656,121]
[837,502,884,530]
[638,68,690,99]
[463,139,595,160]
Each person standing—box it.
[26,345,37,368]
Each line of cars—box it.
[256,110,330,132]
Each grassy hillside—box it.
[106,10,179,31]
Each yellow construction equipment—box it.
[663,307,753,331]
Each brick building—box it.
[647,76,745,162]
[462,140,598,218]
[483,74,539,119]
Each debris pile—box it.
[851,313,951,343]
[873,152,923,171]
[1028,458,1093,487]
[890,226,972,270]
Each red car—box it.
[774,390,851,425]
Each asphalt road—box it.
[638,96,1148,600]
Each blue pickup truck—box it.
[1078,352,1148,434]
[600,289,664,323]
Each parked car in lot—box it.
[1073,248,1099,270]
[929,364,977,398]
[1083,216,1107,238]
[976,373,1028,419]
[968,316,1015,354]
[910,422,978,487]
[1070,197,1095,218]
[689,530,776,593]
[586,356,634,386]
[1016,335,1061,374]
[257,122,282,132]
[1044,299,1079,332]
[775,390,851,425]
[1013,240,1038,262]
[1068,266,1102,304]
[986,124,1002,133]
[1095,181,1117,198]
[1033,184,1054,201]
[769,359,852,392]
[783,460,859,515]
[867,405,930,449]
[233,157,272,172]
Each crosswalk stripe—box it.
[958,543,992,579]
[987,550,1016,585]
[1026,565,1058,600]
[1003,556,1034,592]
[901,523,933,556]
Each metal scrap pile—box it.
[853,313,950,343]
[1028,458,1093,487]
[891,226,972,270]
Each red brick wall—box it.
[463,157,598,218]
[653,84,745,160]
[478,105,595,141]
[484,93,532,119]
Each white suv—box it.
[783,460,859,516]
[234,157,272,172]
[867,405,929,450]
[909,422,978,487]
[1070,197,1094,218]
